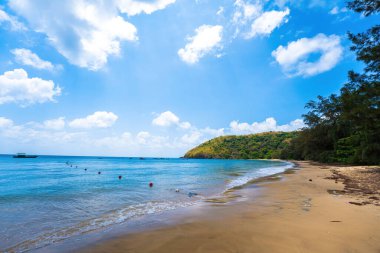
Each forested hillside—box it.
[184,132,297,159]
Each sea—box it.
[0,155,293,252]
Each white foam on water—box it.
[4,200,196,253]
[226,161,294,190]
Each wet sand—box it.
[80,161,380,253]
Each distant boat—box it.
[13,153,38,158]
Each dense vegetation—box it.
[185,1,379,165]
[281,0,379,165]
[184,132,298,159]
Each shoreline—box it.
[32,160,292,253]
[76,161,380,253]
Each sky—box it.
[0,0,377,157]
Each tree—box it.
[347,0,380,16]
[281,0,380,164]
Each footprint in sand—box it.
[301,197,312,211]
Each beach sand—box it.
[79,161,380,253]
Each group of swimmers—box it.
[65,161,156,187]
[64,161,200,196]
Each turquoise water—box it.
[0,155,292,252]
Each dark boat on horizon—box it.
[13,153,38,158]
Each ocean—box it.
[0,155,293,252]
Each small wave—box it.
[4,200,195,253]
[226,162,294,190]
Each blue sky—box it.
[0,0,377,157]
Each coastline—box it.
[77,161,380,253]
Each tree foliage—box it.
[347,0,380,16]
[184,132,298,159]
[281,0,380,164]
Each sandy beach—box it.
[79,161,380,253]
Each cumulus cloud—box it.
[10,0,138,71]
[181,131,202,144]
[202,127,225,136]
[152,111,179,126]
[136,131,151,144]
[233,0,262,25]
[43,117,65,130]
[272,33,343,77]
[231,0,289,39]
[136,131,169,147]
[178,25,223,64]
[179,121,191,129]
[0,68,61,106]
[69,111,118,129]
[180,126,225,145]
[117,0,176,16]
[246,8,290,38]
[230,117,305,134]
[0,9,26,31]
[152,111,191,129]
[0,117,13,128]
[11,48,55,71]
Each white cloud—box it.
[10,0,138,71]
[246,8,290,38]
[231,1,289,40]
[329,6,348,15]
[135,131,169,147]
[152,111,179,126]
[69,111,118,129]
[233,0,262,25]
[117,0,176,16]
[329,6,339,15]
[0,117,13,128]
[0,121,86,151]
[152,111,192,129]
[216,6,224,16]
[43,117,65,130]
[230,117,305,134]
[136,131,151,144]
[181,126,225,145]
[272,33,343,77]
[178,25,223,64]
[11,48,55,71]
[179,121,191,129]
[0,9,26,31]
[121,132,132,141]
[181,131,202,144]
[277,119,305,131]
[201,127,225,136]
[0,68,61,106]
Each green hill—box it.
[184,131,298,159]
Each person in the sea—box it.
[188,192,198,197]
